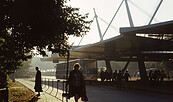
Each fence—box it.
[42,78,68,101]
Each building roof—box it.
[70,34,173,61]
[41,20,173,62]
[120,20,173,34]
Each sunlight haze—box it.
[66,0,173,45]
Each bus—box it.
[56,59,98,81]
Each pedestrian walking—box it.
[112,70,118,82]
[124,71,131,82]
[100,70,105,82]
[66,63,88,102]
[117,70,123,88]
[160,70,166,82]
[34,67,43,96]
[105,70,109,81]
[149,70,153,81]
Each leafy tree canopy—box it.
[1,0,91,55]
[0,0,91,87]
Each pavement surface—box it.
[16,79,78,102]
[16,78,173,102]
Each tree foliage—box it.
[0,0,91,87]
[15,59,32,78]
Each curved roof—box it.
[41,20,173,62]
[120,20,173,34]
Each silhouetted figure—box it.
[117,70,123,88]
[167,72,170,80]
[149,70,153,81]
[100,70,105,82]
[108,71,112,81]
[153,70,162,87]
[66,63,88,102]
[34,67,43,96]
[160,70,166,82]
[112,70,118,82]
[124,71,131,82]
[157,70,161,82]
[153,70,158,81]
[105,70,109,81]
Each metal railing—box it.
[42,78,68,101]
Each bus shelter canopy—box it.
[70,34,173,61]
[120,20,173,34]
[41,20,173,62]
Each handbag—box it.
[81,94,88,101]
[62,92,69,97]
[62,92,71,99]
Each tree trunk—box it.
[0,72,7,88]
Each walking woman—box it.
[34,67,43,96]
[66,63,88,102]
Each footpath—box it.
[16,78,173,102]
[16,78,78,102]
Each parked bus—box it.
[56,59,98,81]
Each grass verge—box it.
[8,79,35,102]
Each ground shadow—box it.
[28,96,40,102]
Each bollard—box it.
[63,81,64,93]
[45,78,46,86]
[0,88,8,102]
[57,80,59,93]
[42,78,45,88]
[65,81,68,94]
[55,80,59,97]
[62,81,64,100]
[52,79,54,91]
[48,79,49,89]
[44,78,47,87]
[62,81,69,98]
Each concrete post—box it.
[122,59,130,75]
[137,54,148,81]
[105,60,112,73]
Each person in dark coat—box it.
[66,63,88,102]
[100,70,105,82]
[117,70,123,88]
[149,70,153,81]
[112,70,118,82]
[124,71,131,82]
[34,67,43,96]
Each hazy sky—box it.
[66,0,173,45]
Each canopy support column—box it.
[105,60,112,73]
[122,57,131,74]
[137,54,148,81]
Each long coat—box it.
[67,70,87,98]
[34,70,43,92]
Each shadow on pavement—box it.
[28,96,40,102]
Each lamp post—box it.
[66,50,70,80]
[65,50,70,95]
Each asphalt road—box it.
[86,85,173,102]
[41,76,173,102]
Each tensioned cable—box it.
[78,17,95,46]
[98,17,119,32]
[128,0,159,23]
[102,0,125,39]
